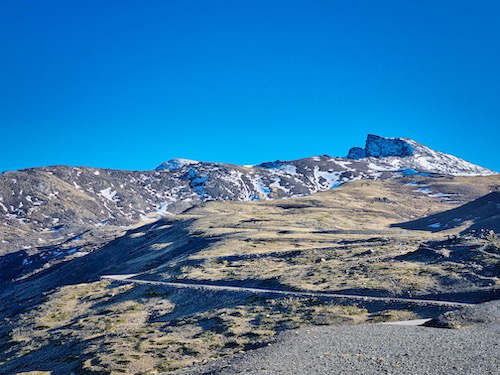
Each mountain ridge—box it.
[0,135,495,254]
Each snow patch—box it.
[99,187,118,202]
[279,164,297,175]
[250,175,271,199]
[333,159,355,171]
[155,201,176,216]
[314,167,342,190]
[415,187,432,194]
[428,193,453,198]
[400,168,429,177]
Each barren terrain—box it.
[0,175,499,374]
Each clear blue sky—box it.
[1,1,499,172]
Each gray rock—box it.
[426,299,500,328]
[346,146,366,159]
[365,134,414,158]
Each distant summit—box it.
[346,134,494,176]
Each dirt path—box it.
[101,275,475,308]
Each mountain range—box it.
[0,134,499,374]
[0,135,494,254]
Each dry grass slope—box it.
[1,175,499,374]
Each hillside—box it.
[1,174,499,374]
[392,191,500,233]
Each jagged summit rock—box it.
[346,147,366,160]
[348,134,414,159]
[365,134,414,158]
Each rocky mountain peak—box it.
[347,134,494,176]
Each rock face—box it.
[0,134,495,253]
[427,299,500,328]
[364,134,414,158]
[346,147,366,160]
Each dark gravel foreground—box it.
[176,323,500,375]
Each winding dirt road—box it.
[101,274,474,308]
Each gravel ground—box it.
[176,323,500,375]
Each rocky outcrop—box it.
[346,147,366,160]
[365,134,414,158]
[348,134,414,159]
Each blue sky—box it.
[1,1,499,172]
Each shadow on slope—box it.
[0,235,89,283]
[393,235,499,301]
[0,217,222,319]
[390,192,500,233]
